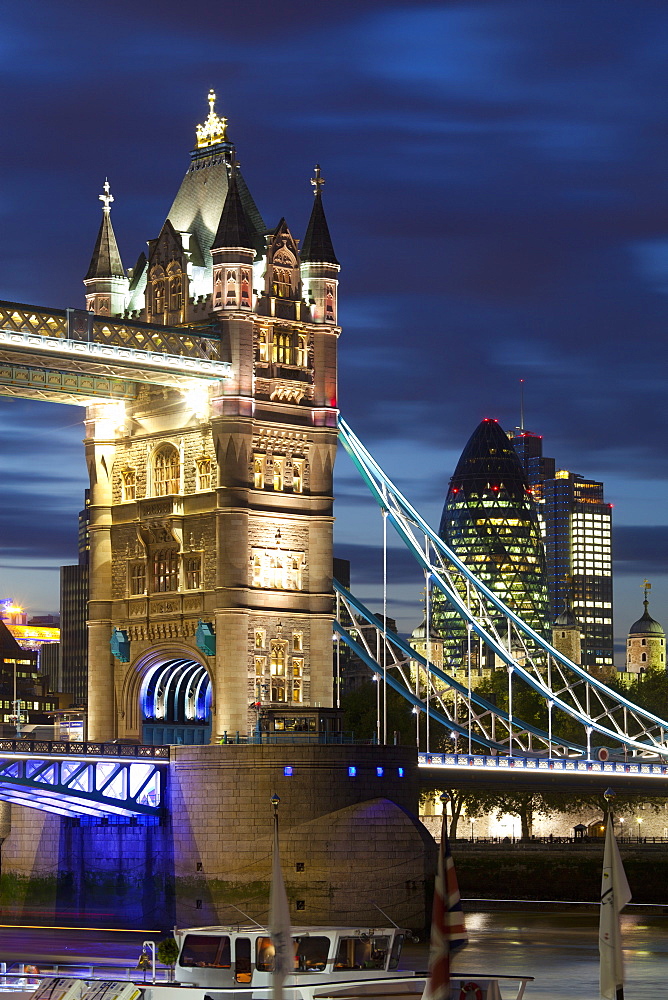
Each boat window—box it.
[294,936,330,972]
[235,937,252,984]
[256,937,276,972]
[179,934,231,968]
[389,934,404,969]
[334,936,389,971]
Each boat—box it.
[11,924,532,1000]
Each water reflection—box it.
[407,909,668,1000]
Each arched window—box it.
[295,335,308,367]
[169,276,182,312]
[240,269,251,306]
[273,458,284,492]
[196,457,211,491]
[272,333,292,364]
[252,554,263,587]
[153,548,178,592]
[184,556,201,590]
[254,454,265,489]
[121,468,136,501]
[291,658,303,703]
[325,283,335,320]
[130,561,146,595]
[154,445,180,496]
[270,641,287,702]
[258,330,270,363]
[292,459,304,494]
[226,269,236,306]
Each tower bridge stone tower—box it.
[84,93,340,743]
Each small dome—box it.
[553,599,578,628]
[411,618,441,641]
[629,601,664,637]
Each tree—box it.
[157,938,179,981]
[341,680,414,744]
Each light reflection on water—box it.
[404,909,668,1000]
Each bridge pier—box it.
[0,745,435,929]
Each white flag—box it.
[599,815,631,1000]
[269,813,293,1000]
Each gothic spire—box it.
[212,161,254,250]
[301,165,339,265]
[85,180,125,280]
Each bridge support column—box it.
[213,610,249,738]
[85,403,118,742]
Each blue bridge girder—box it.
[0,741,169,818]
[337,416,668,760]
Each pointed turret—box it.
[300,165,340,324]
[83,180,129,316]
[211,164,256,312]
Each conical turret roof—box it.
[85,181,125,280]
[301,165,338,265]
[212,167,254,250]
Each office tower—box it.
[435,418,551,674]
[511,430,614,671]
[59,490,90,706]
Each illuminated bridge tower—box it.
[84,93,340,743]
[434,417,551,678]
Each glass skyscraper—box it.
[435,418,551,672]
[510,430,614,671]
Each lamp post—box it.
[412,706,419,749]
[636,817,643,842]
[469,817,474,842]
[140,941,156,983]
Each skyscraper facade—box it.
[435,418,551,675]
[511,430,614,671]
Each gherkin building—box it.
[433,418,551,670]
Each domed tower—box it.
[434,417,551,673]
[626,582,665,674]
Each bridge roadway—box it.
[419,751,668,795]
[0,738,666,818]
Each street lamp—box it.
[469,817,474,842]
[636,817,643,842]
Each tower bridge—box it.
[0,93,666,927]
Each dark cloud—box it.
[614,526,668,575]
[1,0,668,637]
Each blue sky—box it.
[1,0,668,660]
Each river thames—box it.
[0,909,665,999]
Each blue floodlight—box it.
[348,766,357,777]
[283,766,293,776]
[376,766,384,777]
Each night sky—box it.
[2,0,668,662]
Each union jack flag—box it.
[422,812,468,1000]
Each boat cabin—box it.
[173,925,406,988]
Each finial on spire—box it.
[311,164,325,196]
[643,579,652,610]
[196,89,228,148]
[99,179,114,214]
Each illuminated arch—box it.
[127,646,213,745]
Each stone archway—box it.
[133,648,212,745]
